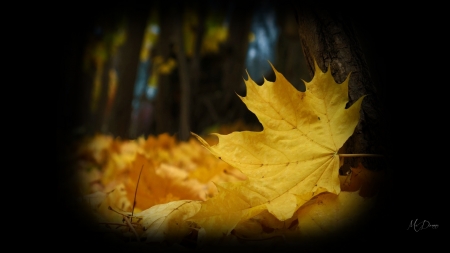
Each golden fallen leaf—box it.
[135,200,201,243]
[190,61,364,239]
[83,183,131,224]
[124,153,208,211]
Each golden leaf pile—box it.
[76,133,246,213]
[76,61,386,249]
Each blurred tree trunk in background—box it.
[273,4,309,92]
[174,3,191,141]
[107,7,148,138]
[190,1,207,112]
[154,4,177,136]
[219,1,254,122]
[83,14,115,135]
[185,0,207,140]
[295,4,388,171]
[77,6,148,139]
[174,1,208,141]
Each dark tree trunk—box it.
[175,1,208,141]
[86,15,115,136]
[107,8,148,138]
[154,4,177,136]
[295,5,388,171]
[190,1,206,100]
[99,47,112,132]
[274,4,310,92]
[174,4,191,141]
[188,1,207,135]
[219,1,254,122]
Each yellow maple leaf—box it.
[190,60,364,239]
[135,200,201,243]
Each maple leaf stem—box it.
[338,154,383,157]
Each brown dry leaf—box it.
[340,163,386,197]
[296,190,376,240]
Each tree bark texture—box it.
[296,5,388,170]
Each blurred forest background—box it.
[53,1,445,249]
[59,0,310,145]
[56,1,391,212]
[57,0,386,146]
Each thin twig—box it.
[131,165,144,222]
[123,215,140,241]
[107,206,142,222]
[108,206,131,216]
[98,222,139,228]
[338,154,384,157]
